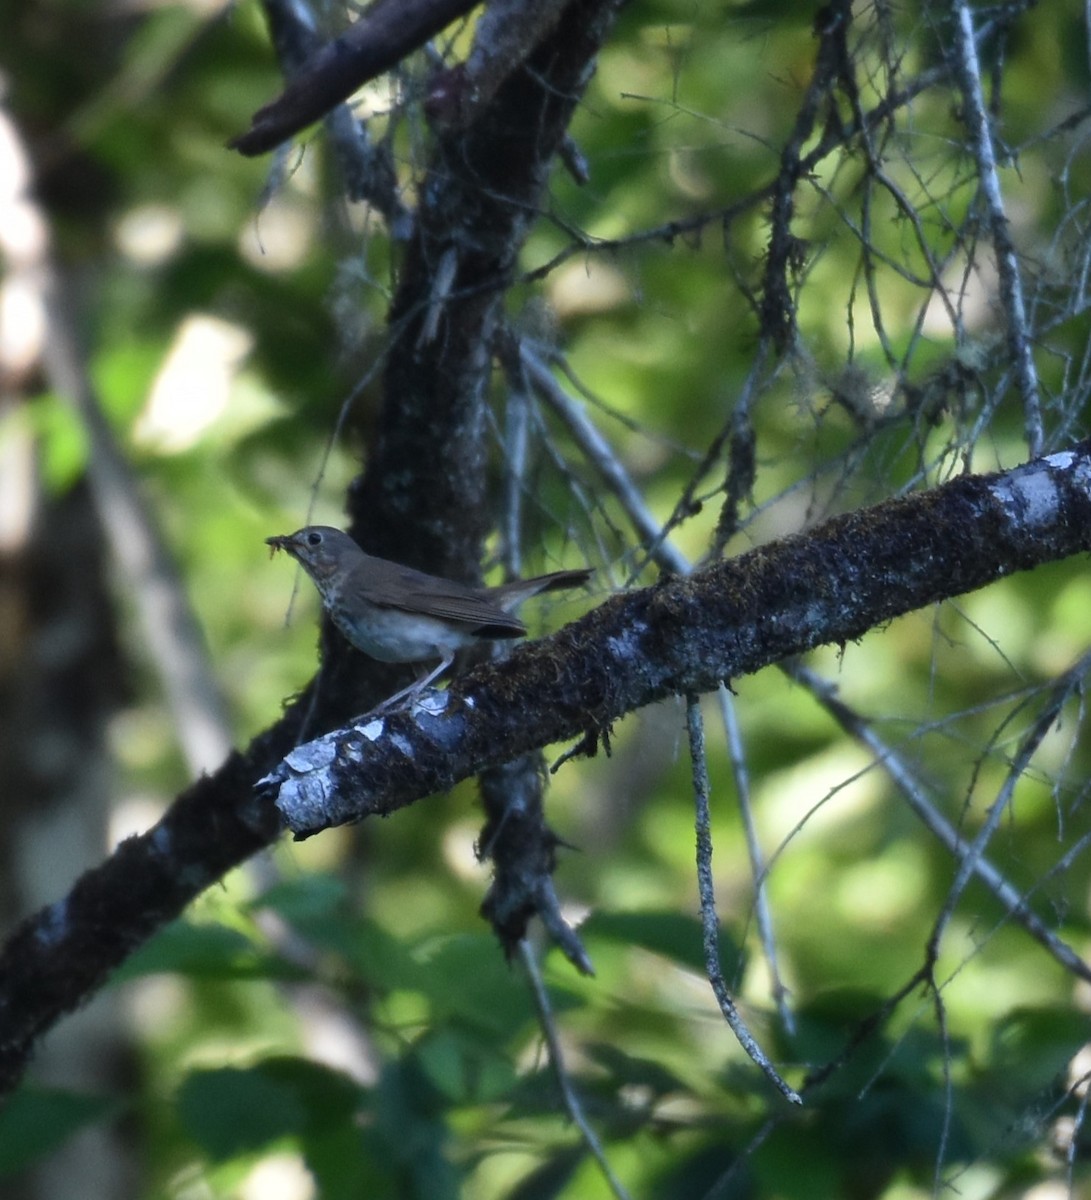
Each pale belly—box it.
[332,604,472,664]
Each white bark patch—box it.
[989,462,1062,528]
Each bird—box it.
[267,526,591,707]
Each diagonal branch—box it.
[787,662,1091,985]
[254,0,410,229]
[3,441,1091,1097]
[269,443,1091,835]
[230,0,480,155]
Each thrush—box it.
[267,526,591,706]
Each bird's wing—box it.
[355,559,526,635]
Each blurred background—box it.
[3,1,1091,1197]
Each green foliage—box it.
[582,909,743,977]
[8,0,1091,1197]
[113,917,307,983]
[0,1088,121,1177]
[22,392,90,494]
[176,1058,361,1161]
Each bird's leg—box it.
[370,654,455,714]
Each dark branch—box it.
[255,0,409,229]
[351,0,626,575]
[2,441,1090,1096]
[0,0,628,1097]
[269,443,1091,835]
[230,0,480,155]
[0,737,285,1095]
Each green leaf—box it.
[414,1027,517,1104]
[0,1087,119,1176]
[412,933,537,1035]
[251,873,350,928]
[254,881,427,991]
[583,1042,686,1097]
[176,1058,363,1162]
[582,910,742,977]
[112,919,303,983]
[303,1123,389,1200]
[371,1059,460,1200]
[987,1006,1090,1092]
[29,394,90,493]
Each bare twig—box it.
[927,661,1086,962]
[257,0,411,231]
[788,662,1091,984]
[950,0,1042,455]
[525,342,1091,1015]
[716,684,795,1035]
[520,343,688,573]
[478,756,594,975]
[685,696,802,1104]
[526,346,797,1030]
[519,940,632,1200]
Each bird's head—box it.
[265,526,360,585]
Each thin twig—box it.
[951,0,1042,455]
[502,378,531,576]
[257,0,411,230]
[928,976,954,1194]
[518,940,633,1200]
[527,337,1091,1021]
[716,684,795,1036]
[1066,1068,1091,1195]
[232,0,479,154]
[788,662,1091,985]
[927,661,1087,962]
[685,696,802,1105]
[700,1112,784,1200]
[526,343,799,1035]
[520,342,688,574]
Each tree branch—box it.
[787,661,1091,985]
[254,0,410,230]
[230,0,480,155]
[268,442,1091,835]
[3,442,1090,1098]
[950,0,1042,456]
[351,0,626,577]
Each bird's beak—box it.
[266,533,295,558]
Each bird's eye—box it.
[306,531,322,547]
